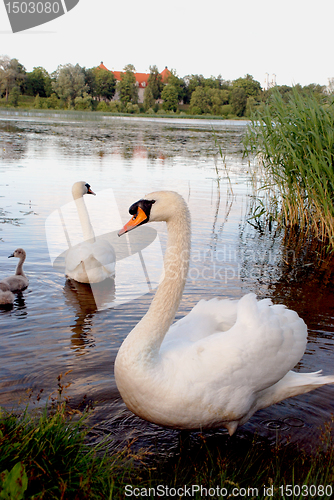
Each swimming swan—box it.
[116,191,334,435]
[0,281,14,307]
[65,181,116,283]
[1,248,29,293]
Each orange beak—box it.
[87,187,96,195]
[118,206,148,236]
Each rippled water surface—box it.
[1,111,334,452]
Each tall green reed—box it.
[244,88,334,251]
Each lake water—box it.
[1,110,334,453]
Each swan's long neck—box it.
[121,206,191,363]
[75,197,95,242]
[16,256,26,277]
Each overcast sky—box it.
[0,0,333,88]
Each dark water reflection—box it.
[1,111,334,455]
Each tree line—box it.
[0,55,332,117]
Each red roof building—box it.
[160,66,171,83]
[98,63,171,103]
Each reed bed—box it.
[244,89,334,256]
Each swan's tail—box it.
[257,370,334,410]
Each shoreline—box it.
[0,106,249,126]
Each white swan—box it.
[65,182,116,283]
[116,191,334,435]
[1,248,29,292]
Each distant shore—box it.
[0,106,249,124]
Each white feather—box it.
[115,191,334,435]
[65,182,115,283]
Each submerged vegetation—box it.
[244,89,334,272]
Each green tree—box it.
[185,74,205,89]
[94,68,116,101]
[232,74,262,98]
[204,75,225,89]
[264,84,292,103]
[189,87,229,115]
[146,65,163,100]
[109,101,122,112]
[8,85,20,106]
[34,94,41,108]
[125,102,140,114]
[230,87,247,116]
[189,86,211,114]
[264,83,326,106]
[117,64,138,104]
[25,67,52,97]
[83,67,96,96]
[0,56,26,101]
[167,70,186,103]
[74,92,93,110]
[96,101,110,112]
[143,86,155,111]
[245,96,258,116]
[161,84,179,111]
[184,74,230,104]
[299,83,326,101]
[52,63,88,105]
[46,93,60,109]
[12,60,26,95]
[208,88,229,115]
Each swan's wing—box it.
[2,275,28,291]
[232,293,308,390]
[91,240,116,274]
[65,240,116,272]
[162,297,239,348]
[161,293,307,394]
[91,240,116,265]
[65,244,91,271]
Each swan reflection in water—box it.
[63,277,115,353]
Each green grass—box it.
[149,430,334,499]
[0,405,121,499]
[2,389,334,499]
[0,375,135,499]
[244,88,334,254]
[0,95,36,109]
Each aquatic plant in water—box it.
[244,88,334,254]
